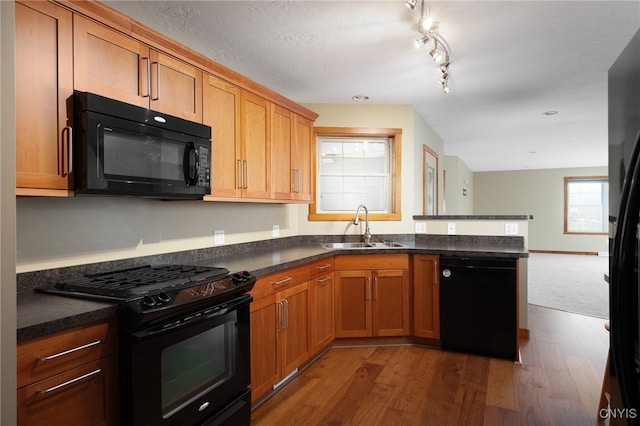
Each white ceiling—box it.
[103,0,640,172]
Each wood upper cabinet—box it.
[413,254,440,339]
[271,106,313,202]
[17,319,119,426]
[292,114,313,201]
[240,91,271,199]
[73,15,202,122]
[334,254,410,338]
[203,74,242,198]
[15,0,74,194]
[271,104,294,200]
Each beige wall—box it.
[442,155,474,215]
[474,167,609,253]
[16,104,444,272]
[1,1,17,423]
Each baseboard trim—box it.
[529,249,599,256]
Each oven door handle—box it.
[131,294,252,341]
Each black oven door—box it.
[121,294,251,426]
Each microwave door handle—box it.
[183,142,198,187]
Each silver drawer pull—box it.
[315,264,332,271]
[316,276,332,283]
[272,277,292,286]
[37,369,101,394]
[38,340,101,361]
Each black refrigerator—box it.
[609,27,640,426]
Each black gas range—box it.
[39,264,256,425]
[41,264,255,328]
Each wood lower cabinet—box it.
[15,0,74,194]
[249,265,311,402]
[334,254,410,338]
[74,15,202,122]
[413,254,440,339]
[17,318,119,426]
[309,257,335,355]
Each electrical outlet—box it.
[415,222,427,234]
[214,230,225,245]
[447,223,456,235]
[505,223,518,235]
[272,225,280,237]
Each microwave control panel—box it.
[196,145,210,188]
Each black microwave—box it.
[72,91,211,199]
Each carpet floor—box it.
[527,252,609,319]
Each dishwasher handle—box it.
[439,256,516,271]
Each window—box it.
[564,176,608,234]
[309,127,401,221]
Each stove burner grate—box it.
[55,264,230,298]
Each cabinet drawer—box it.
[335,254,409,270]
[17,319,118,388]
[250,264,311,300]
[18,355,118,426]
[310,256,334,278]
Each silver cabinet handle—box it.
[37,369,101,395]
[142,57,150,98]
[237,159,243,189]
[276,301,283,332]
[243,160,248,189]
[283,299,289,330]
[316,276,332,284]
[315,264,332,271]
[272,277,292,286]
[373,277,378,300]
[151,61,160,100]
[37,340,101,361]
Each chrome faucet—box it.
[352,204,371,244]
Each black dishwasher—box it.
[439,256,518,360]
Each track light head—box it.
[415,34,430,49]
[405,0,417,10]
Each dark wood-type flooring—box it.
[251,305,610,425]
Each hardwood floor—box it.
[251,305,610,425]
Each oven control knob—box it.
[157,292,171,304]
[232,271,252,283]
[141,295,157,309]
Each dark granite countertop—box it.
[17,234,527,342]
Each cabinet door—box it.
[240,91,271,199]
[335,270,371,337]
[73,15,150,108]
[17,355,118,426]
[271,104,294,200]
[278,282,310,377]
[15,1,73,192]
[413,255,440,339]
[203,74,241,198]
[149,50,203,122]
[372,269,410,336]
[250,294,278,402]
[310,273,334,354]
[292,114,313,201]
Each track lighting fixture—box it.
[406,0,453,93]
[405,0,418,10]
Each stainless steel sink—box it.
[321,241,407,249]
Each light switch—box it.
[447,223,456,235]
